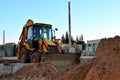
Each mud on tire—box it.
[31,52,41,63]
[20,47,30,63]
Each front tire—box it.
[20,47,30,63]
[31,52,41,63]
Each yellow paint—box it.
[44,39,56,46]
[24,43,31,50]
[26,19,34,26]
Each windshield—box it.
[33,26,52,40]
[44,27,52,40]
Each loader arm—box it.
[19,27,28,45]
[16,19,34,59]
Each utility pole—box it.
[3,30,5,44]
[68,1,71,48]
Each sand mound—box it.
[57,36,120,80]
[85,36,120,80]
[4,62,58,80]
[2,36,120,80]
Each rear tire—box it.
[31,52,41,63]
[20,47,30,63]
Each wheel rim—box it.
[31,52,41,63]
[32,55,38,63]
[21,52,25,62]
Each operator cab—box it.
[26,23,53,48]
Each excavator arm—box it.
[16,19,34,59]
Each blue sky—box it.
[0,0,120,44]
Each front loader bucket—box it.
[45,53,80,70]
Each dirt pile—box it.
[85,36,120,80]
[2,36,120,80]
[3,62,58,80]
[55,36,120,80]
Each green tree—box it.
[76,34,86,50]
[80,34,83,41]
[65,31,69,44]
[61,31,75,44]
[61,34,65,43]
[71,36,75,45]
[76,35,78,43]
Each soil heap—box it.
[3,62,58,80]
[55,36,120,80]
[2,36,120,80]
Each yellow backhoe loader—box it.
[16,19,80,68]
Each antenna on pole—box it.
[68,1,71,48]
[3,30,5,44]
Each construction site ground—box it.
[1,36,120,80]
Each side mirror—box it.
[55,28,58,31]
[52,28,58,41]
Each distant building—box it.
[86,39,101,56]
[61,39,100,55]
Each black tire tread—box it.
[20,47,30,63]
[31,52,41,63]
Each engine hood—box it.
[38,39,56,47]
[38,38,61,53]
[44,39,56,46]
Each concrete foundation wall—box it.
[4,43,16,57]
[0,50,5,57]
[0,63,32,77]
[0,45,5,57]
[0,43,16,57]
